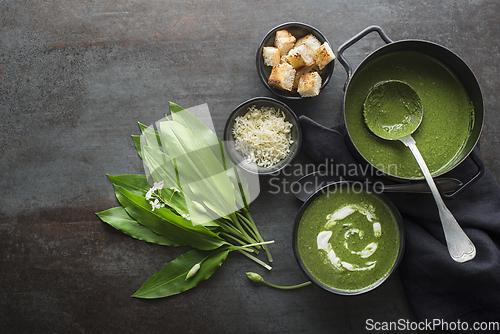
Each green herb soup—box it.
[345,51,474,179]
[297,186,401,293]
[363,80,423,140]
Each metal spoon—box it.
[363,80,476,263]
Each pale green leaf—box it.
[158,121,237,220]
[141,146,178,189]
[139,121,162,146]
[169,102,224,165]
[168,102,255,209]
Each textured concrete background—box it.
[1,1,499,333]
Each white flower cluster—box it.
[145,181,165,211]
[144,182,191,221]
[146,181,164,200]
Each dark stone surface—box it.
[1,1,499,333]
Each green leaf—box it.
[168,102,254,210]
[140,127,159,152]
[132,135,143,159]
[158,121,237,220]
[133,122,162,160]
[138,126,222,228]
[96,207,178,246]
[169,102,224,164]
[132,246,230,298]
[141,146,178,190]
[168,101,185,115]
[107,174,150,196]
[138,121,162,146]
[113,184,226,250]
[159,186,188,215]
[156,187,221,228]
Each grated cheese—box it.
[232,105,293,168]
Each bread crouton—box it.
[292,64,320,92]
[293,44,316,67]
[262,46,281,66]
[268,62,296,91]
[297,71,322,97]
[295,34,322,52]
[293,34,321,67]
[313,42,336,70]
[274,29,296,56]
[282,47,307,69]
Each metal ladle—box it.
[363,80,476,263]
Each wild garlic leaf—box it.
[131,135,143,159]
[169,103,238,187]
[113,184,226,250]
[107,174,150,196]
[139,125,223,227]
[133,121,162,160]
[158,121,238,221]
[96,207,178,246]
[132,246,230,299]
[168,101,185,115]
[159,186,188,215]
[138,121,162,146]
[168,102,256,210]
[140,148,221,228]
[140,124,163,150]
[141,146,178,189]
[169,102,224,165]
[160,186,220,228]
[226,166,251,209]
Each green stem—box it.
[218,219,261,254]
[221,233,258,253]
[246,272,311,290]
[238,250,272,271]
[236,212,260,243]
[262,281,312,290]
[239,240,275,248]
[218,219,245,237]
[229,212,258,246]
[241,210,273,263]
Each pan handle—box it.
[337,26,393,91]
[437,149,484,199]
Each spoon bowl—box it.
[363,80,476,263]
[363,80,423,140]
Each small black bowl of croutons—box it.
[256,22,335,99]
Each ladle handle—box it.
[401,136,476,263]
[337,26,393,91]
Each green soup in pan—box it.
[345,51,474,179]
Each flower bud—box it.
[246,272,264,283]
[192,201,207,213]
[185,263,201,280]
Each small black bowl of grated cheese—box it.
[224,97,302,175]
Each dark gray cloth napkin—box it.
[299,115,500,333]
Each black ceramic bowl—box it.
[223,97,302,175]
[292,181,405,295]
[256,22,335,99]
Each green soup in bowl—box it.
[293,182,404,295]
